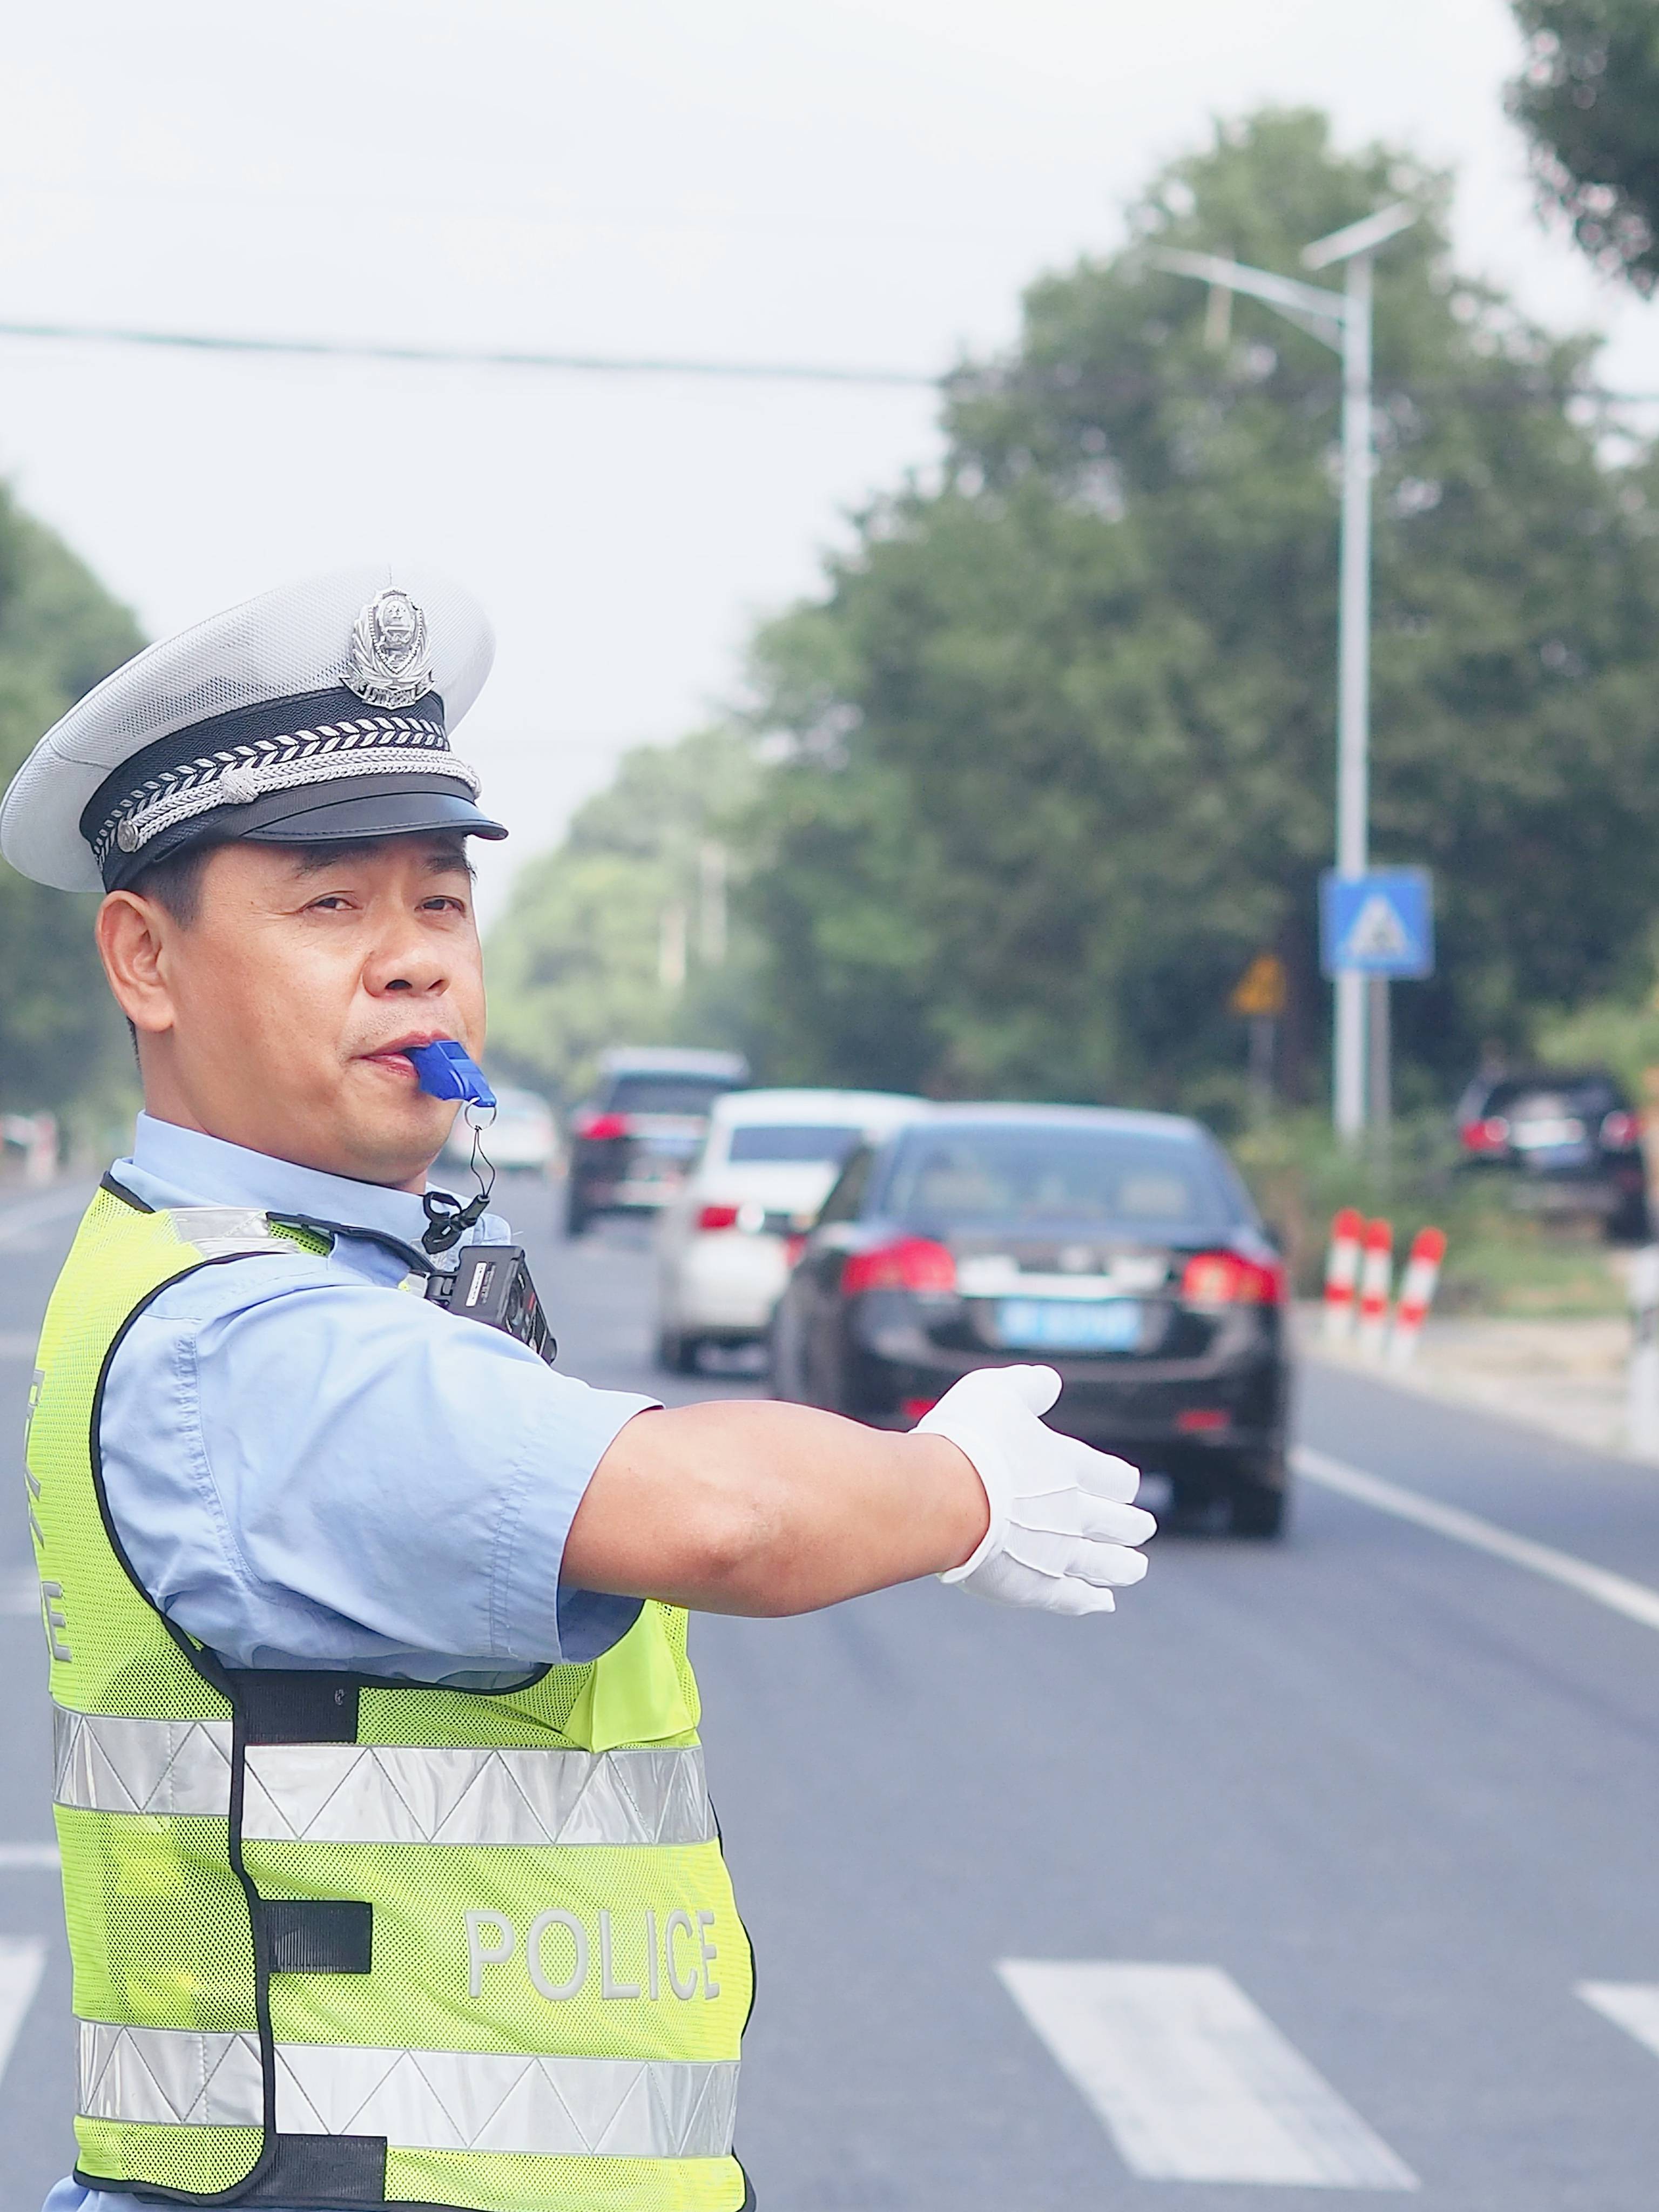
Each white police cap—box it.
[0,562,504,893]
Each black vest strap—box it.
[262,1898,373,1975]
[226,1670,360,1744]
[238,2133,388,2207]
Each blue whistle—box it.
[407,1040,497,1110]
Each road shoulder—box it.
[1296,1304,1647,1465]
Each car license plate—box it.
[996,1298,1143,1352]
[1511,1117,1586,1149]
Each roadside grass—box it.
[1434,1216,1630,1319]
[1229,1110,1631,1320]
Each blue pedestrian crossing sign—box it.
[1319,867,1434,979]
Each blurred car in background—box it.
[440,1083,558,1179]
[655,1087,927,1372]
[1455,1065,1647,1240]
[770,1103,1291,1536]
[565,1047,749,1235]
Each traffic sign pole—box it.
[1367,973,1390,1142]
[1229,954,1287,1121]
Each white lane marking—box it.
[0,1936,48,2083]
[1579,1982,1659,2059]
[1293,1446,1659,1635]
[0,1845,58,1871]
[997,1961,1418,2189]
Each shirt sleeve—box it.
[99,1251,653,1677]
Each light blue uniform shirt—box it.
[47,1114,656,2212]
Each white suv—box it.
[654,1088,926,1372]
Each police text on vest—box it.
[466,1907,720,2002]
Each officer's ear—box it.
[95,890,178,1037]
[93,845,215,1034]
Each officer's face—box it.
[96,833,487,1189]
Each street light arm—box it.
[1303,203,1417,271]
[1150,247,1347,347]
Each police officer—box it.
[2,565,1154,2212]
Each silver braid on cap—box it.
[92,713,476,869]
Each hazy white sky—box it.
[2,1,1652,911]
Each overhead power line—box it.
[2,315,1657,408]
[0,317,939,390]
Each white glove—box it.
[919,1365,1154,1615]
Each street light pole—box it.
[1332,245,1373,1139]
[1154,205,1414,1141]
[1302,211,1420,1141]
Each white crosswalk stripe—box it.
[0,1936,48,2090]
[1578,1981,1659,2059]
[998,1961,1418,2189]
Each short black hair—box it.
[126,841,216,926]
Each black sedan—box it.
[564,1047,748,1235]
[1454,1065,1648,1241]
[769,1103,1291,1536]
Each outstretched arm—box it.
[565,1400,986,1615]
[563,1366,1154,1618]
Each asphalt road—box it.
[3,1175,1658,2209]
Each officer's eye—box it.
[305,893,354,912]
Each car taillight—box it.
[697,1203,741,1231]
[841,1237,957,1296]
[783,1233,808,1267]
[1179,1250,1284,1306]
[1602,1109,1640,1149]
[575,1110,630,1141]
[1459,1115,1509,1155]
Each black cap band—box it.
[79,684,504,891]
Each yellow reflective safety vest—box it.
[27,1182,752,2211]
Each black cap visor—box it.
[105,772,505,891]
[248,783,508,847]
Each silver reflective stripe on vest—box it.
[243,1742,716,1846]
[166,1207,294,1261]
[80,2022,740,2156]
[53,1708,714,1846]
[54,1708,233,1818]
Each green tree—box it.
[1507,1,1659,292]
[0,495,144,1117]
[485,727,761,1098]
[737,107,1659,1121]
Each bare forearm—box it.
[563,1400,988,1615]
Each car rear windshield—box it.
[1484,1076,1620,1118]
[880,1124,1242,1232]
[727,1124,864,1165]
[605,1075,738,1116]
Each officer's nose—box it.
[363,922,448,1000]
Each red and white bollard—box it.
[1387,1227,1446,1364]
[1355,1218,1394,1357]
[1323,1208,1364,1341]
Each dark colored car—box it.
[565,1048,748,1235]
[770,1103,1291,1537]
[1455,1067,1647,1241]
